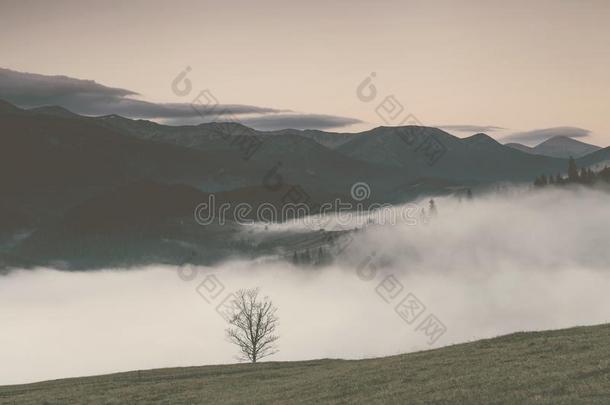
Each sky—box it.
[1,0,609,145]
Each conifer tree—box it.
[534,176,541,187]
[301,249,311,265]
[317,247,325,266]
[568,156,579,182]
[429,199,437,216]
[580,167,588,183]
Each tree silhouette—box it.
[429,199,437,216]
[580,167,588,183]
[534,165,610,188]
[316,246,327,266]
[587,168,595,183]
[568,156,579,182]
[294,249,312,265]
[534,176,542,187]
[225,288,279,364]
[534,175,549,187]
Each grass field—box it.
[2,323,610,404]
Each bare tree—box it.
[225,288,279,363]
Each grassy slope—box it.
[2,324,610,404]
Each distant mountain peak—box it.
[463,133,500,146]
[505,135,600,159]
[537,135,593,147]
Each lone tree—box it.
[225,288,279,363]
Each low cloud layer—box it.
[2,187,610,385]
[239,113,363,131]
[503,126,592,145]
[438,124,505,133]
[0,68,361,130]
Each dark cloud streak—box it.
[0,67,361,130]
[438,124,505,133]
[502,127,591,144]
[239,114,362,131]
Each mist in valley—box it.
[2,187,610,385]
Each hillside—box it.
[577,147,610,171]
[2,99,610,270]
[2,323,609,404]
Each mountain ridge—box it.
[506,135,601,159]
[2,98,610,269]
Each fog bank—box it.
[1,187,610,385]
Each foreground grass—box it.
[2,324,610,404]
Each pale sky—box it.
[1,0,609,145]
